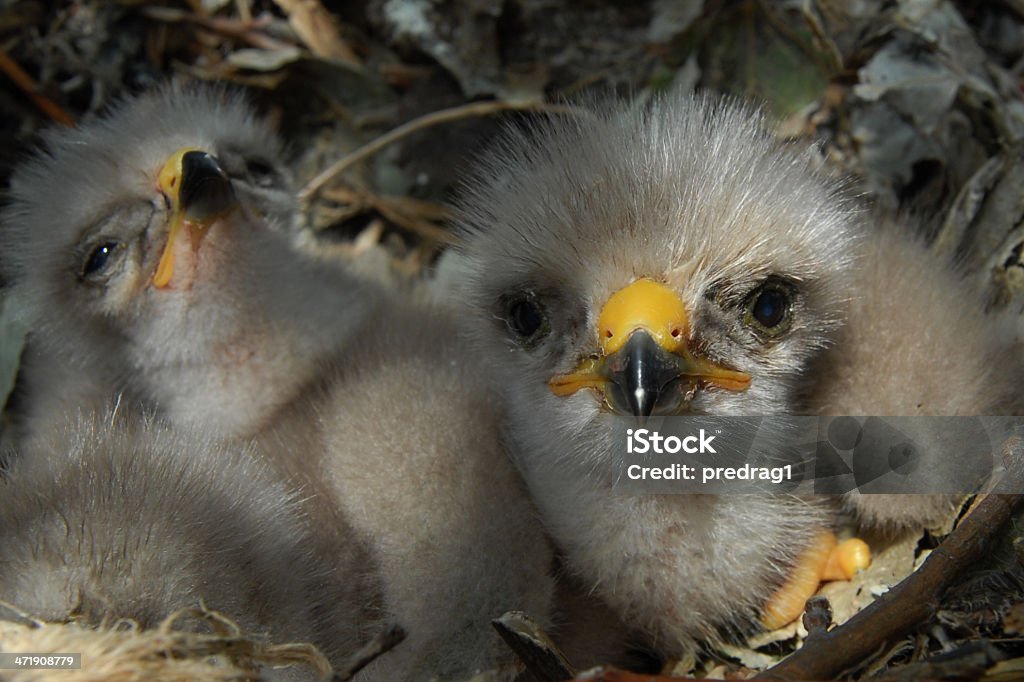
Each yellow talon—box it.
[762,530,836,630]
[823,538,871,581]
[761,531,872,630]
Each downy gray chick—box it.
[450,92,854,654]
[1,82,377,443]
[0,83,555,679]
[449,90,1024,655]
[0,410,355,679]
[806,222,1024,531]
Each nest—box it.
[0,605,332,682]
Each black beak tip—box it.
[606,331,685,420]
[626,386,656,423]
[179,150,236,219]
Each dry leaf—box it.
[272,0,360,65]
[227,45,301,71]
[1004,602,1024,635]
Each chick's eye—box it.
[246,158,278,187]
[745,282,793,334]
[503,294,549,344]
[510,300,543,336]
[753,289,787,327]
[81,241,121,280]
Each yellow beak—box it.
[549,279,751,417]
[152,148,238,289]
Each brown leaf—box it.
[271,0,360,66]
[1004,602,1024,635]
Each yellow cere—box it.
[549,277,753,399]
[597,278,689,355]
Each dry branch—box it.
[0,45,74,126]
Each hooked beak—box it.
[549,279,750,418]
[152,148,238,288]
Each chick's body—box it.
[0,411,350,668]
[806,223,1024,529]
[285,300,555,679]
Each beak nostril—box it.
[604,329,614,339]
[671,327,682,338]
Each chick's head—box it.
[454,93,858,466]
[1,83,297,388]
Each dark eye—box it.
[503,293,549,344]
[81,241,122,280]
[246,158,278,187]
[745,281,793,334]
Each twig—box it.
[372,199,455,245]
[332,623,406,681]
[493,611,575,682]
[569,668,702,682]
[235,0,253,24]
[0,599,43,627]
[801,595,832,641]
[298,100,578,203]
[141,7,293,53]
[0,45,75,126]
[754,434,1024,681]
[319,186,455,244]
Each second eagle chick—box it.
[2,83,377,443]
[0,83,556,680]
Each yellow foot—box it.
[760,531,871,630]
[823,537,871,582]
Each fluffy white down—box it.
[452,91,857,653]
[450,90,1024,651]
[0,83,556,679]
